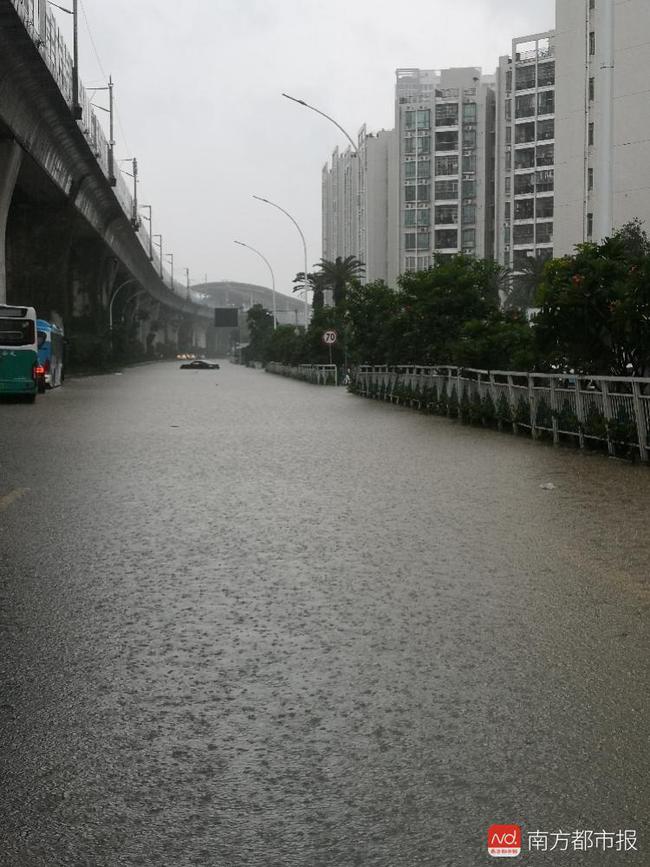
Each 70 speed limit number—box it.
[322,329,338,345]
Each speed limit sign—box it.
[322,329,338,345]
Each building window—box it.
[537,90,555,116]
[416,232,430,250]
[419,137,431,155]
[435,131,459,151]
[536,197,554,219]
[514,172,535,195]
[587,213,594,237]
[462,204,476,224]
[515,65,536,91]
[504,202,511,221]
[405,256,417,270]
[417,109,431,129]
[589,31,595,55]
[463,102,477,123]
[505,70,513,93]
[435,179,458,199]
[405,111,416,130]
[417,160,431,179]
[417,255,431,269]
[514,199,534,220]
[463,153,476,174]
[513,224,535,244]
[588,167,594,191]
[536,144,554,166]
[515,122,536,144]
[417,209,430,226]
[506,126,512,144]
[405,138,416,155]
[589,77,595,101]
[405,233,417,250]
[505,99,512,122]
[513,250,534,270]
[404,210,416,227]
[405,185,416,202]
[435,229,458,249]
[536,169,554,192]
[405,162,417,178]
[536,222,553,244]
[505,177,511,195]
[435,103,459,126]
[435,155,459,175]
[515,148,535,170]
[463,128,477,148]
[515,94,536,118]
[417,183,430,201]
[537,118,555,141]
[462,179,476,199]
[589,0,595,8]
[588,122,594,146]
[537,62,555,87]
[462,228,475,247]
[435,205,458,225]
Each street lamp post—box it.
[118,158,139,228]
[153,234,163,278]
[48,1,82,119]
[140,204,153,259]
[185,267,190,300]
[88,76,115,184]
[234,240,277,329]
[252,195,309,328]
[282,92,362,275]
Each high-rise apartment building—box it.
[321,127,399,287]
[554,0,650,252]
[495,31,556,290]
[395,68,495,275]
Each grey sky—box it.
[59,0,555,299]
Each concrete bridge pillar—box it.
[0,140,22,304]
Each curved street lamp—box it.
[282,92,362,273]
[234,240,277,329]
[252,195,309,328]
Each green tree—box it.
[453,311,537,370]
[345,280,402,363]
[535,222,650,375]
[316,255,365,307]
[504,255,548,310]
[243,303,274,364]
[396,254,505,363]
[293,271,327,310]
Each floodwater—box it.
[1,363,648,866]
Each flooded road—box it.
[1,362,648,866]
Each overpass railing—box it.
[354,365,650,462]
[10,0,199,306]
[267,363,338,386]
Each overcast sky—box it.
[57,0,555,299]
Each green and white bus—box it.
[0,304,39,402]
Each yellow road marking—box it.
[0,488,29,512]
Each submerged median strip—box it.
[351,365,650,463]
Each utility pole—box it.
[108,76,115,184]
[71,0,81,118]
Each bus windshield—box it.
[0,317,35,347]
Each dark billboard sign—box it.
[214,308,239,328]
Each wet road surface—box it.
[0,362,648,866]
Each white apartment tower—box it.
[554,0,650,252]
[495,32,556,288]
[321,127,399,287]
[395,68,496,275]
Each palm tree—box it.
[293,271,327,310]
[316,255,365,307]
[505,255,547,310]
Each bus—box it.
[0,304,39,402]
[37,319,65,388]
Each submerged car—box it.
[179,359,220,370]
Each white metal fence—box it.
[354,365,650,462]
[266,363,338,386]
